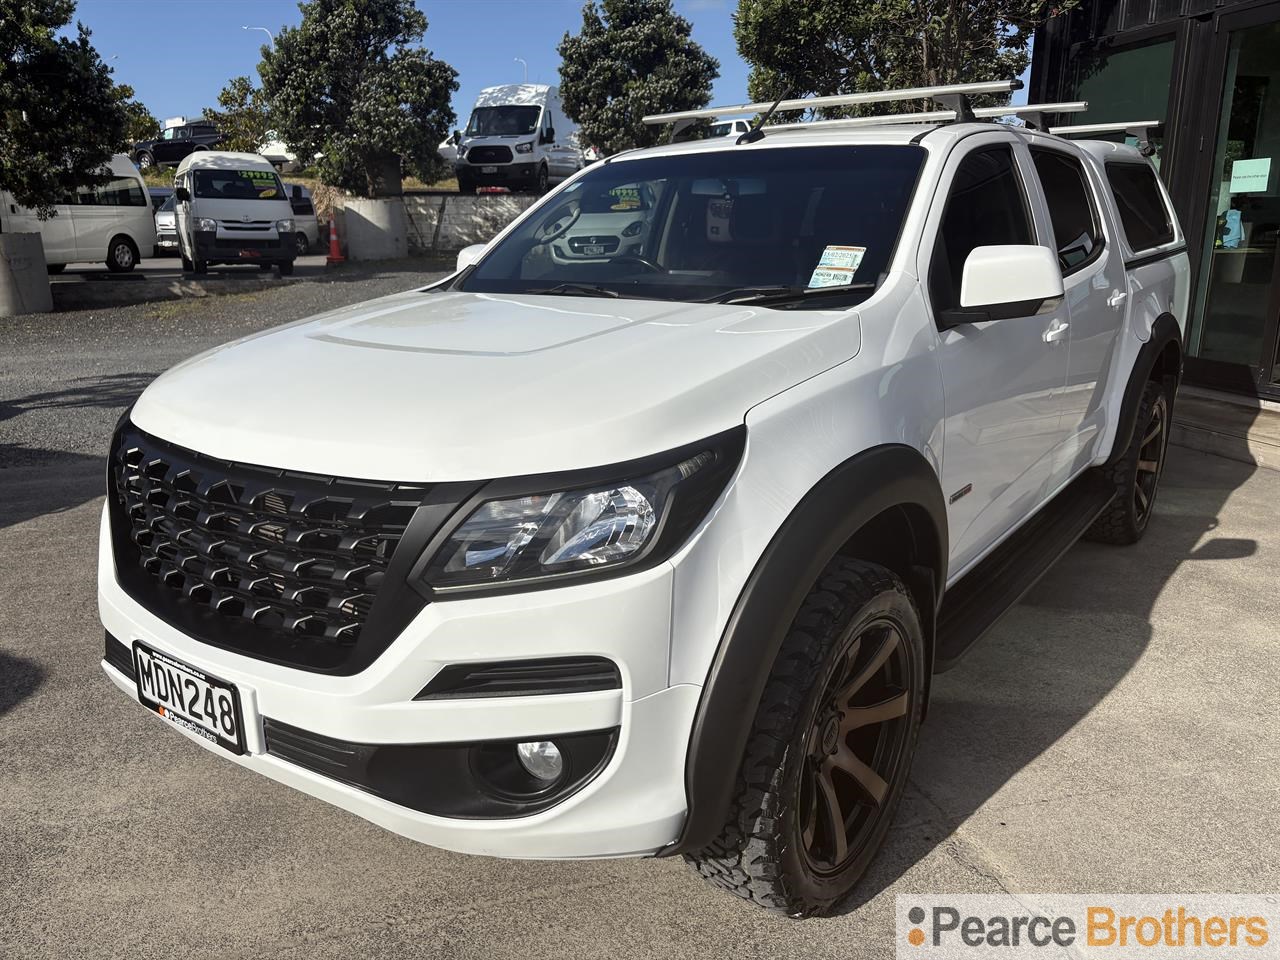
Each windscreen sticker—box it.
[808,245,866,288]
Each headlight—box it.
[457,147,467,161]
[415,428,745,593]
[195,217,217,231]
[276,218,295,232]
[622,220,643,237]
[515,141,534,154]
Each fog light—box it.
[516,740,563,781]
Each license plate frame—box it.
[133,641,246,755]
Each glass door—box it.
[1185,10,1280,392]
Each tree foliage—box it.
[203,76,272,154]
[259,0,458,197]
[113,83,160,146]
[0,0,127,217]
[558,0,719,156]
[734,0,1077,117]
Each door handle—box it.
[1107,290,1129,309]
[1043,319,1070,343]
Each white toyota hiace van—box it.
[173,152,297,275]
[0,154,154,272]
[454,84,583,194]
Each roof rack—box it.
[764,101,1088,134]
[1049,120,1162,156]
[642,79,1023,131]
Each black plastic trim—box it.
[263,718,618,818]
[662,444,947,856]
[104,631,135,680]
[415,657,621,700]
[934,469,1114,671]
[1108,313,1183,466]
[410,426,747,600]
[1124,244,1187,271]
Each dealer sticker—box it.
[809,266,857,288]
[817,244,866,270]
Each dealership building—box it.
[1032,0,1280,399]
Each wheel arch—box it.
[1107,313,1182,466]
[661,443,947,856]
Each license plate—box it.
[481,165,497,174]
[133,641,245,755]
[240,249,261,258]
[583,244,605,256]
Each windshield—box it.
[459,145,925,306]
[159,194,176,212]
[193,169,285,201]
[466,105,541,137]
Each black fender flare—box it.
[1107,313,1183,465]
[660,443,947,856]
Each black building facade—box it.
[1032,0,1280,397]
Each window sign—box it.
[1229,157,1271,194]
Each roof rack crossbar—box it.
[763,101,1088,134]
[642,79,1023,126]
[1050,119,1163,156]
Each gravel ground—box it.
[0,260,450,470]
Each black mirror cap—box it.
[544,128,556,143]
[174,186,191,202]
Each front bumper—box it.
[456,161,538,187]
[193,231,294,264]
[97,504,696,858]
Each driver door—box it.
[923,136,1072,576]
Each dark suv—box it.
[131,122,221,169]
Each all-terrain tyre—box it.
[1086,379,1171,545]
[686,557,926,917]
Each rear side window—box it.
[1106,162,1173,252]
[79,177,148,207]
[1031,149,1102,272]
[930,146,1034,312]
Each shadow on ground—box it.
[0,652,46,720]
[0,447,105,531]
[837,408,1261,913]
[0,372,155,427]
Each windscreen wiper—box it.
[527,283,622,299]
[708,283,877,306]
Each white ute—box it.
[100,81,1190,916]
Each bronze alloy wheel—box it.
[797,618,913,874]
[1133,391,1168,525]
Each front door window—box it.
[1186,20,1280,380]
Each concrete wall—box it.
[402,194,538,254]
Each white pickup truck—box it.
[99,81,1189,917]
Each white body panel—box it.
[100,121,1191,860]
[0,155,154,266]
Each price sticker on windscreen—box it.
[808,245,866,288]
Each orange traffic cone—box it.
[326,217,345,265]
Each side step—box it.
[934,470,1115,672]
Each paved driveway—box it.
[1,282,1276,957]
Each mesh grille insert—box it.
[109,423,432,671]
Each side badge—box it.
[949,483,972,505]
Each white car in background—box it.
[153,193,178,257]
[547,181,658,264]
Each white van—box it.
[0,154,154,272]
[173,151,297,275]
[454,84,582,194]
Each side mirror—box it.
[452,130,461,143]
[543,127,555,144]
[943,245,1063,326]
[174,186,190,202]
[456,243,486,273]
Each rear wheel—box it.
[106,236,137,272]
[1086,379,1171,545]
[135,150,154,169]
[686,557,925,916]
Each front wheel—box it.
[686,557,925,916]
[135,151,153,169]
[294,232,309,256]
[534,164,549,195]
[1086,379,1171,545]
[277,260,294,276]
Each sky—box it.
[71,0,751,127]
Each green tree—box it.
[259,0,458,196]
[734,0,1077,117]
[113,83,160,146]
[0,0,127,217]
[558,0,719,156]
[203,76,272,154]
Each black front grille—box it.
[467,145,513,164]
[108,422,443,673]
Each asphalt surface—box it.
[2,283,1278,957]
